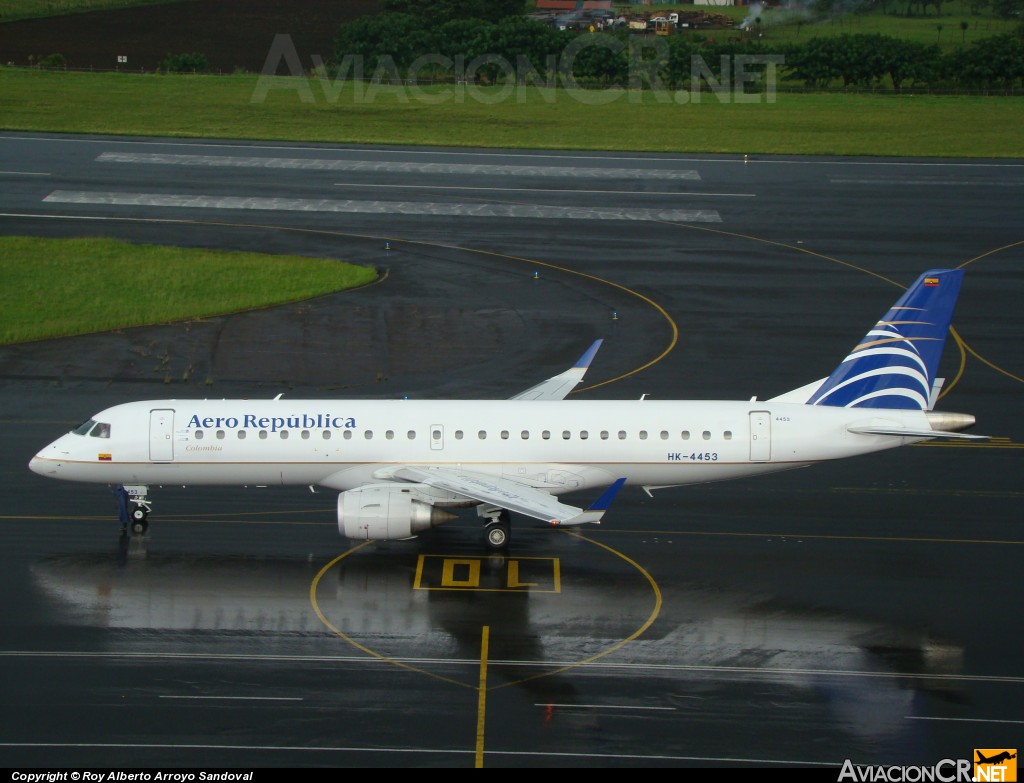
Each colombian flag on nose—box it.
[99,454,112,461]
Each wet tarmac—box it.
[2,133,1022,767]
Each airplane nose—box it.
[29,445,61,476]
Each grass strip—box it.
[0,235,377,344]
[2,69,1022,158]
[0,0,195,24]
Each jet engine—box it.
[337,485,456,541]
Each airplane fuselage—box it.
[30,397,930,494]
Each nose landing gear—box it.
[116,484,151,536]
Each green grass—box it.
[0,236,377,344]
[0,0,195,23]
[743,6,1019,49]
[593,3,1018,51]
[1,68,1022,157]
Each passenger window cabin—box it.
[181,420,736,448]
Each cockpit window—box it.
[89,422,111,438]
[72,419,96,436]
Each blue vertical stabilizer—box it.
[808,269,964,410]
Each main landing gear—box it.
[481,508,511,551]
[116,484,152,536]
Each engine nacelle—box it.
[337,485,456,541]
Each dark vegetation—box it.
[0,0,1021,88]
[0,0,380,72]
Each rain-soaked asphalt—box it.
[2,132,1022,768]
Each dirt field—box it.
[0,0,380,72]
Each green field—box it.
[728,8,1017,48]
[595,3,1019,50]
[1,1,1020,346]
[2,68,1022,157]
[0,0,194,23]
[0,237,377,344]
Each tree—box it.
[989,0,1024,18]
[951,32,1024,86]
[334,14,435,71]
[876,37,942,88]
[785,37,843,87]
[160,53,208,73]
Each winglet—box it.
[574,339,604,370]
[510,339,605,401]
[556,477,627,526]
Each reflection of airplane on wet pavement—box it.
[30,538,964,743]
[30,269,983,550]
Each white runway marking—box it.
[97,151,702,180]
[906,716,1024,725]
[7,134,1024,168]
[331,181,754,198]
[0,741,833,765]
[537,703,676,711]
[43,190,722,222]
[160,694,303,701]
[830,178,1023,187]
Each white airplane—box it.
[29,269,983,550]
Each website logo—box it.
[974,750,1017,782]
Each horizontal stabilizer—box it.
[847,425,987,440]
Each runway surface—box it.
[1,133,1022,768]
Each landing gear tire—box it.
[484,520,510,550]
[130,506,149,536]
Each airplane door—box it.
[149,408,175,461]
[430,424,444,451]
[749,411,771,461]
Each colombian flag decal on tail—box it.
[924,277,940,287]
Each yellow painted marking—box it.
[308,537,660,699]
[487,531,662,693]
[476,626,490,769]
[413,555,559,592]
[507,560,537,588]
[309,544,474,689]
[441,558,480,588]
[590,529,1024,546]
[915,440,1024,449]
[8,213,676,392]
[649,221,1024,400]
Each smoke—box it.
[739,2,765,29]
[739,0,815,31]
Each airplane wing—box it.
[509,339,603,401]
[391,465,625,526]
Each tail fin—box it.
[807,269,964,411]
